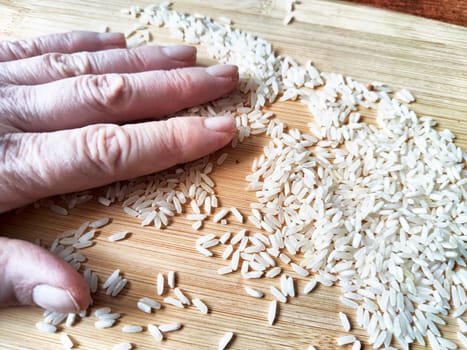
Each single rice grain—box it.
[112,343,132,350]
[122,325,143,333]
[218,331,234,350]
[158,323,182,332]
[245,286,264,298]
[192,298,208,314]
[268,300,278,325]
[148,324,163,342]
[60,333,74,349]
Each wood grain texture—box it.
[347,0,467,26]
[0,1,466,349]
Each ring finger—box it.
[0,31,126,62]
[0,45,197,85]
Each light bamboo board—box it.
[0,1,465,349]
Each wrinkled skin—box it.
[0,31,238,312]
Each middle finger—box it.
[4,65,239,132]
[0,45,197,85]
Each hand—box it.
[0,31,238,312]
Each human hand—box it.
[0,31,238,312]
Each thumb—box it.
[0,237,90,312]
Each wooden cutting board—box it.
[0,1,465,349]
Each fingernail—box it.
[162,45,196,61]
[204,116,235,132]
[97,32,126,48]
[32,285,80,313]
[206,64,238,79]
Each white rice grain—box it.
[122,325,143,333]
[202,239,219,249]
[244,286,264,298]
[111,278,128,296]
[157,273,164,296]
[50,204,68,216]
[218,331,234,350]
[164,297,184,308]
[148,324,163,342]
[97,197,112,206]
[197,233,216,245]
[303,279,317,294]
[458,318,467,333]
[73,241,93,249]
[271,286,287,303]
[192,298,208,314]
[99,312,121,321]
[283,13,294,26]
[336,335,356,345]
[219,232,231,244]
[286,277,295,297]
[137,301,152,314]
[268,300,278,325]
[174,287,190,305]
[187,214,207,221]
[112,343,132,350]
[89,217,110,228]
[168,271,175,288]
[94,307,111,318]
[243,271,263,279]
[340,297,358,309]
[95,319,116,329]
[196,245,213,257]
[213,208,230,223]
[280,274,288,296]
[279,253,291,264]
[395,88,415,103]
[222,245,234,260]
[230,230,245,245]
[230,207,243,223]
[158,323,182,332]
[457,332,467,347]
[139,297,161,310]
[65,313,76,327]
[266,267,282,278]
[103,269,120,289]
[231,250,241,271]
[108,231,129,242]
[192,221,203,230]
[60,333,74,349]
[217,266,234,275]
[35,322,56,333]
[217,153,229,165]
[291,263,309,277]
[339,312,351,332]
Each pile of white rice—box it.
[32,2,466,350]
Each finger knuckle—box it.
[158,120,187,164]
[84,124,131,174]
[163,69,195,92]
[0,39,40,61]
[0,84,29,131]
[127,49,151,70]
[0,134,43,210]
[76,74,126,113]
[42,52,91,78]
[60,31,94,51]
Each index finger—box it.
[0,31,126,62]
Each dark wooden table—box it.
[349,0,466,26]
